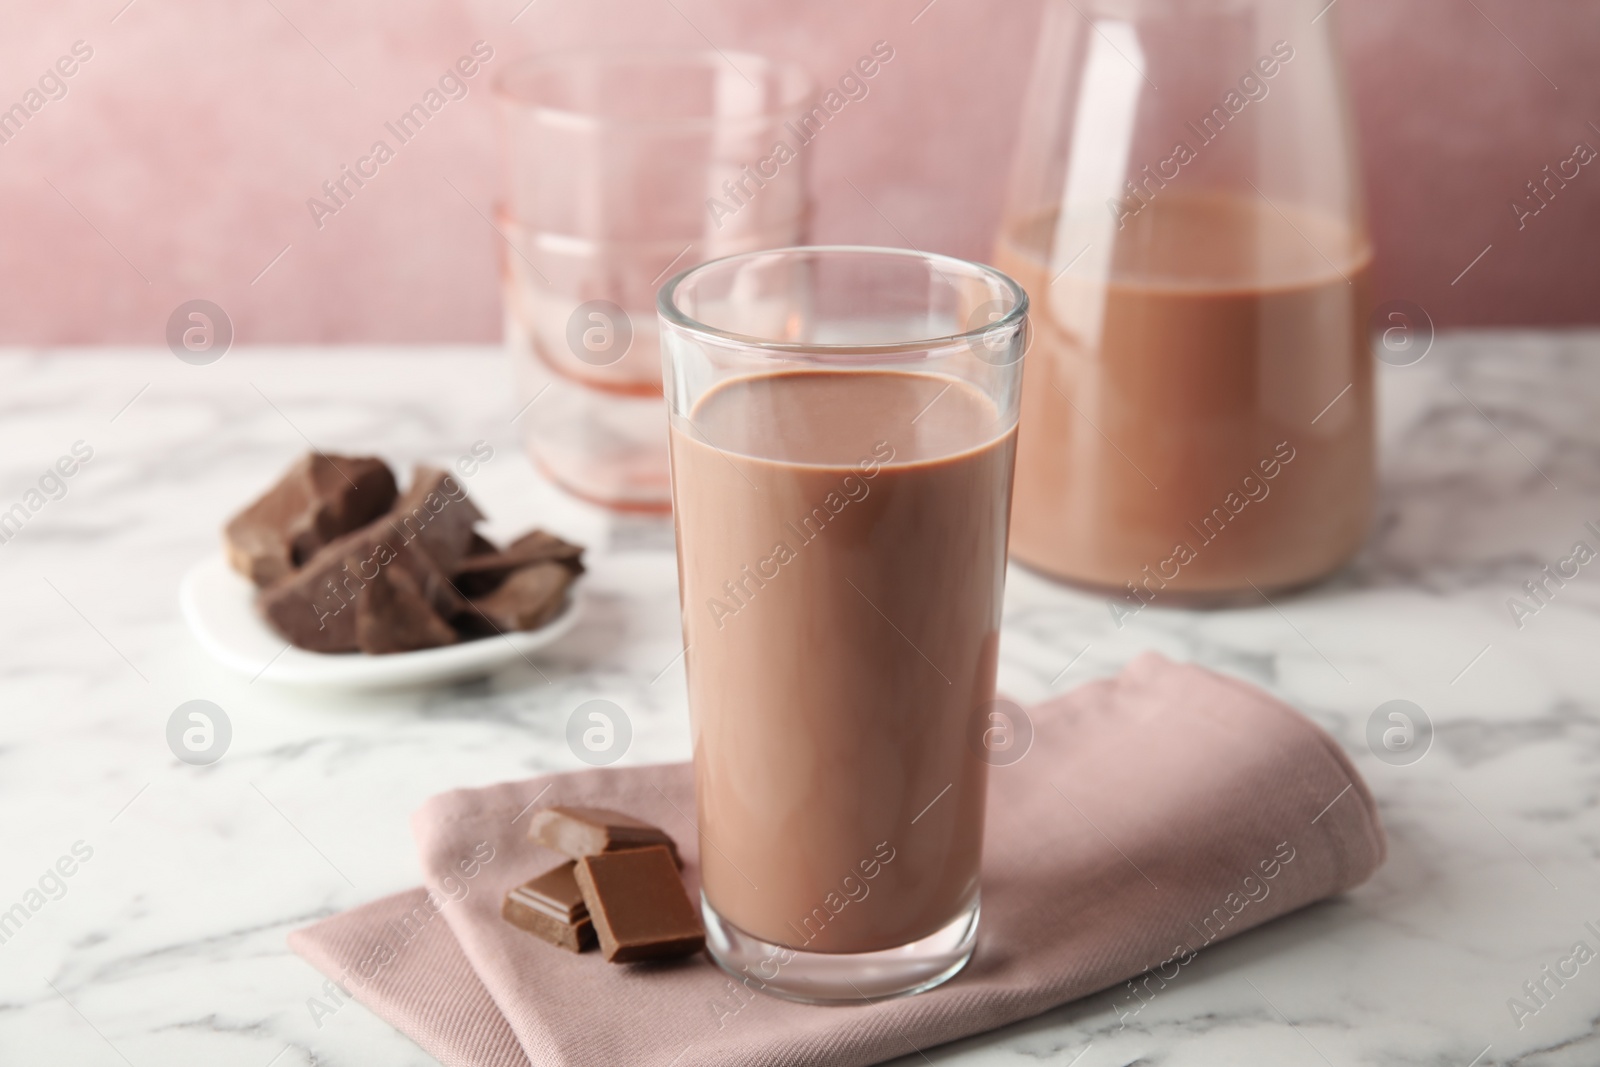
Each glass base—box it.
[701,893,979,1004]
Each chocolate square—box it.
[573,846,704,963]
[502,861,596,953]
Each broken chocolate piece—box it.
[255,466,484,653]
[257,518,469,653]
[502,861,596,953]
[574,846,704,963]
[385,465,484,574]
[224,454,397,587]
[355,566,458,654]
[458,562,574,635]
[234,453,592,657]
[527,806,682,868]
[453,530,585,597]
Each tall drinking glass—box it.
[658,247,1027,1002]
[495,51,813,511]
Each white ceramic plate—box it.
[179,552,581,689]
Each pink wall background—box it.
[0,0,1595,345]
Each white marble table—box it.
[0,336,1596,1066]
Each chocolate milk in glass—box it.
[670,369,1015,953]
[996,193,1373,601]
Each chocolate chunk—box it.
[573,846,704,963]
[355,565,458,654]
[466,532,500,558]
[457,562,575,635]
[527,806,682,868]
[453,530,585,596]
[502,861,596,953]
[224,454,397,587]
[255,466,484,653]
[386,465,484,573]
[257,518,469,653]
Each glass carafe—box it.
[997,0,1372,607]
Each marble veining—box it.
[0,335,1596,1066]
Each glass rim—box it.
[657,245,1029,359]
[491,48,816,131]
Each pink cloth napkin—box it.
[290,652,1385,1067]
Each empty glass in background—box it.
[998,0,1373,601]
[493,50,814,512]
